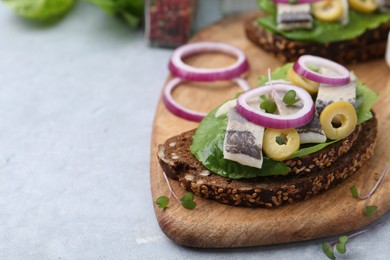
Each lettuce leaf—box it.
[190,64,377,179]
[258,0,276,15]
[356,81,378,124]
[257,0,390,43]
[290,140,338,158]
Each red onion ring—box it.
[237,84,315,129]
[168,42,249,82]
[163,77,250,122]
[273,0,321,3]
[293,55,350,85]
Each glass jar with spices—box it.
[145,0,198,48]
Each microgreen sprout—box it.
[156,196,169,209]
[157,170,196,210]
[364,205,377,217]
[322,242,335,259]
[350,165,388,217]
[349,186,359,199]
[180,192,197,209]
[321,222,384,259]
[307,65,320,72]
[276,135,287,145]
[335,236,348,254]
[260,93,277,113]
[283,90,300,105]
[260,100,277,114]
[321,166,388,258]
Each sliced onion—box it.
[168,42,249,82]
[293,55,350,85]
[163,77,250,122]
[273,0,322,3]
[236,84,315,129]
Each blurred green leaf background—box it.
[2,0,145,28]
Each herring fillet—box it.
[340,0,349,25]
[223,107,264,169]
[378,0,390,12]
[305,75,356,141]
[296,112,327,144]
[272,91,327,144]
[277,3,312,31]
[316,75,356,114]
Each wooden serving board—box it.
[150,12,390,248]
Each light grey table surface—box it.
[0,2,389,260]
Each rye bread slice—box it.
[245,17,390,65]
[157,117,377,207]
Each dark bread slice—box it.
[245,17,390,64]
[157,117,377,207]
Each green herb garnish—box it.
[335,236,348,254]
[156,196,169,209]
[283,90,299,105]
[350,166,388,217]
[364,206,377,217]
[350,185,359,198]
[260,99,277,114]
[180,192,196,210]
[276,135,287,145]
[322,242,335,260]
[321,222,384,259]
[157,170,196,210]
[307,65,320,72]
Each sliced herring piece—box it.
[303,72,357,142]
[278,22,312,31]
[296,113,327,143]
[277,3,313,30]
[378,0,390,12]
[215,99,237,118]
[316,74,356,114]
[271,91,326,144]
[223,107,264,169]
[340,0,349,25]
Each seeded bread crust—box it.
[157,117,377,207]
[245,18,390,64]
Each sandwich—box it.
[245,0,390,64]
[157,55,378,208]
